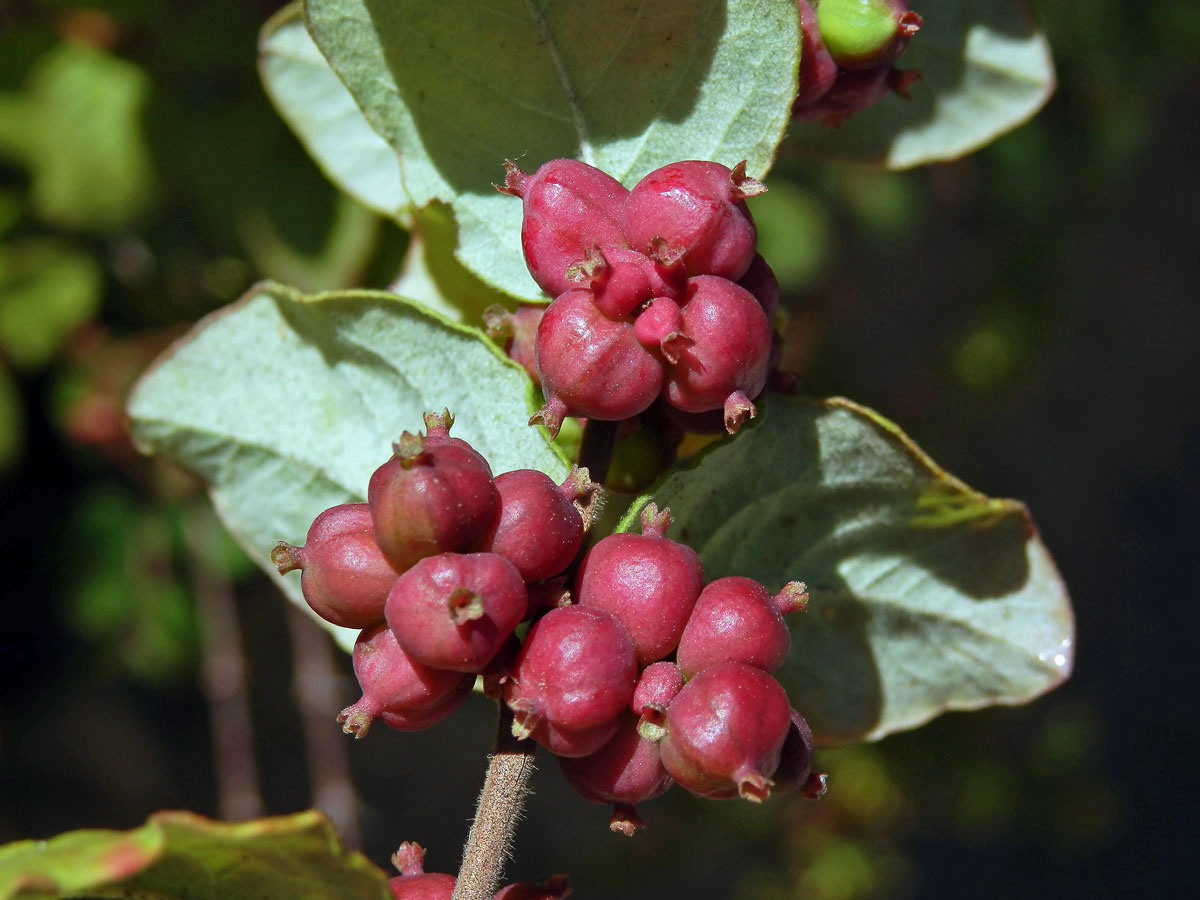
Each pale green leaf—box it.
[259,4,410,219]
[303,0,801,299]
[0,810,391,900]
[788,0,1055,168]
[127,282,566,649]
[621,396,1074,743]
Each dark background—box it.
[1,1,1197,897]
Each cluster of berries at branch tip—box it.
[272,410,826,837]
[388,841,570,900]
[793,0,923,126]
[490,156,786,439]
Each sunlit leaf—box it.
[621,396,1074,742]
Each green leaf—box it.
[0,43,155,231]
[0,809,391,900]
[0,238,102,370]
[127,281,567,649]
[620,395,1073,743]
[788,0,1055,169]
[259,4,410,219]
[303,0,801,299]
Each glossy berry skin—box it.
[575,505,704,665]
[633,297,689,365]
[623,160,764,281]
[559,713,673,835]
[271,503,398,629]
[660,662,792,802]
[337,624,473,737]
[497,158,628,298]
[471,467,594,582]
[504,605,638,743]
[815,0,922,71]
[630,660,684,740]
[368,417,499,572]
[385,551,528,673]
[676,577,807,678]
[532,289,664,437]
[664,275,773,432]
[795,0,839,106]
[569,245,686,321]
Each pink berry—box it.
[493,875,572,900]
[632,297,690,365]
[794,0,839,106]
[337,624,474,737]
[567,245,686,320]
[520,716,623,759]
[472,466,597,582]
[385,551,527,673]
[271,503,398,629]
[623,160,764,281]
[629,660,684,741]
[388,842,456,900]
[660,662,792,802]
[496,159,628,298]
[531,289,664,438]
[675,577,808,679]
[663,275,773,433]
[735,252,780,322]
[484,303,544,387]
[575,504,705,665]
[368,411,499,572]
[504,605,637,743]
[559,713,673,836]
[794,65,900,127]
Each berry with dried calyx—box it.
[337,624,473,738]
[792,64,895,127]
[504,605,637,750]
[271,502,398,630]
[566,245,685,321]
[387,842,456,900]
[676,577,808,678]
[385,551,527,673]
[496,158,628,298]
[623,160,765,281]
[663,275,773,433]
[531,289,664,438]
[484,303,544,387]
[816,0,923,71]
[472,466,598,582]
[575,503,704,665]
[770,707,828,799]
[633,297,690,365]
[629,660,684,741]
[660,661,792,802]
[559,713,673,836]
[368,410,499,572]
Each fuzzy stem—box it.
[451,704,537,900]
[577,418,620,485]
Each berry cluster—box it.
[496,158,780,438]
[793,0,924,126]
[388,842,569,900]
[497,503,826,836]
[271,410,598,738]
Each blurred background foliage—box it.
[0,1,1196,897]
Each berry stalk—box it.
[451,704,538,900]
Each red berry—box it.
[793,65,896,127]
[368,411,499,572]
[493,875,572,900]
[496,159,628,298]
[271,502,398,629]
[484,303,544,387]
[735,252,780,323]
[472,466,597,582]
[660,662,792,802]
[629,660,684,741]
[575,504,704,665]
[559,713,673,835]
[388,842,456,900]
[385,551,527,673]
[337,624,473,737]
[663,275,773,433]
[770,707,825,798]
[531,289,664,438]
[675,577,808,678]
[632,297,690,365]
[504,605,637,743]
[623,160,764,281]
[567,245,685,320]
